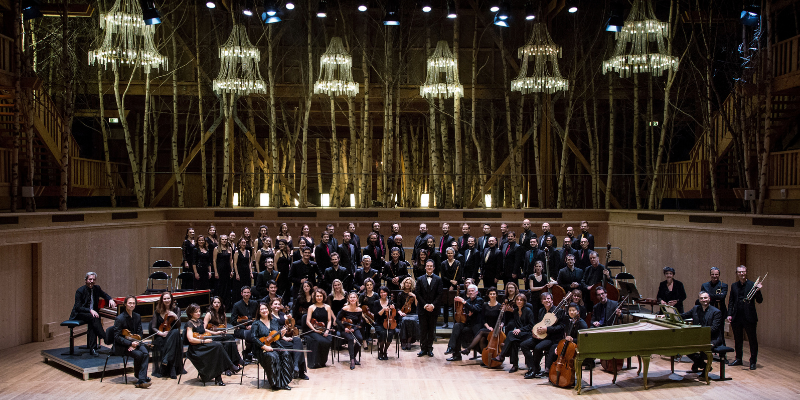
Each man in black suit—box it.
[314,232,335,273]
[591,287,622,327]
[387,223,401,252]
[323,253,352,292]
[727,265,763,370]
[574,237,592,270]
[557,254,584,295]
[354,255,380,291]
[565,226,580,251]
[537,222,556,249]
[519,219,536,253]
[70,272,116,356]
[337,231,360,274]
[582,251,612,311]
[499,223,509,246]
[501,231,520,287]
[480,237,502,287]
[457,223,472,254]
[230,286,259,361]
[577,221,595,251]
[370,221,386,257]
[415,260,443,357]
[701,267,728,316]
[446,284,484,361]
[383,247,410,291]
[462,236,482,283]
[289,247,319,296]
[476,223,492,253]
[414,223,434,254]
[326,224,339,248]
[681,291,724,378]
[252,257,278,299]
[438,223,455,254]
[347,223,361,250]
[556,237,578,277]
[521,292,564,378]
[114,296,151,388]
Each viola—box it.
[453,297,468,324]
[382,295,397,330]
[159,313,178,332]
[237,315,251,324]
[120,328,142,342]
[549,318,579,388]
[401,293,415,314]
[258,330,281,346]
[284,314,299,337]
[481,301,510,368]
[361,305,376,326]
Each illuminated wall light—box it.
[350,194,356,207]
[421,1,432,13]
[484,194,492,208]
[321,193,330,207]
[285,2,295,10]
[420,193,430,208]
[233,193,239,206]
[294,199,299,207]
[259,193,269,207]
[206,1,217,9]
[648,121,659,126]
[108,117,120,124]
[357,2,367,12]
[317,0,327,17]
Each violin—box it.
[361,305,376,326]
[341,317,362,330]
[284,314,299,337]
[549,318,579,388]
[237,316,251,324]
[192,331,213,339]
[159,313,178,332]
[453,296,468,324]
[382,295,397,330]
[481,301,510,368]
[120,329,154,348]
[258,330,281,346]
[401,293,415,314]
[309,317,327,333]
[206,323,227,331]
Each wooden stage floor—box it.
[2,333,798,400]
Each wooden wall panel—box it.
[0,244,32,349]
[745,245,799,353]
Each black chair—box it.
[175,271,196,292]
[101,326,129,383]
[60,320,87,356]
[368,328,400,358]
[712,346,734,381]
[146,270,172,294]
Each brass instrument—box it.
[745,272,767,302]
[716,287,723,295]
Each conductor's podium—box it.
[575,319,712,394]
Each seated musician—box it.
[185,303,239,386]
[570,289,589,321]
[355,255,380,292]
[657,266,687,313]
[292,281,314,325]
[372,286,399,361]
[521,292,564,379]
[70,272,116,357]
[591,287,622,327]
[680,291,724,379]
[337,292,365,370]
[446,284,484,361]
[230,286,260,362]
[252,257,279,299]
[358,278,379,347]
[581,251,612,311]
[397,277,420,351]
[441,247,464,329]
[545,302,590,377]
[203,296,245,372]
[261,281,284,307]
[113,295,151,388]
[305,288,335,368]
[461,287,508,357]
[323,253,352,293]
[492,293,535,373]
[149,292,183,379]
[249,301,294,390]
[263,297,308,380]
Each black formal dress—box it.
[182,239,196,290]
[149,306,183,377]
[233,249,252,303]
[215,247,234,308]
[70,284,112,350]
[415,273,443,353]
[728,280,763,364]
[497,306,535,367]
[396,291,420,345]
[526,274,548,317]
[184,320,235,383]
[358,291,380,342]
[657,279,687,313]
[255,248,274,273]
[305,306,332,368]
[328,296,347,318]
[372,298,399,344]
[113,311,150,382]
[292,294,314,324]
[274,251,292,300]
[250,318,293,389]
[336,309,364,360]
[193,247,213,290]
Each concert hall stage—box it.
[40,346,126,381]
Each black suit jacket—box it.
[113,311,143,349]
[521,248,545,277]
[591,299,620,326]
[323,266,352,293]
[70,285,113,319]
[574,248,591,270]
[438,234,455,253]
[577,232,595,251]
[501,243,520,278]
[314,242,334,272]
[557,266,584,294]
[681,305,725,347]
[415,274,444,312]
[538,233,556,249]
[728,280,763,323]
[480,247,502,280]
[519,230,537,251]
[462,247,481,278]
[289,260,320,288]
[701,280,728,316]
[336,243,360,273]
[476,235,491,253]
[253,270,279,298]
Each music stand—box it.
[660,304,686,324]
[617,281,640,312]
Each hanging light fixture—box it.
[497,0,510,20]
[262,0,280,22]
[285,1,295,10]
[139,0,161,25]
[22,0,43,20]
[606,1,625,32]
[383,0,400,25]
[357,2,368,12]
[489,2,500,12]
[213,24,267,95]
[421,1,432,13]
[493,13,509,27]
[511,22,568,94]
[566,0,578,13]
[242,0,254,16]
[602,0,678,78]
[314,37,360,98]
[447,0,457,18]
[421,40,463,99]
[524,1,536,20]
[205,1,217,9]
[317,0,327,17]
[88,0,167,71]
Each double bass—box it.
[481,300,510,368]
[549,317,579,388]
[590,243,619,303]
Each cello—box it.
[481,300,510,368]
[549,317,579,388]
[590,243,620,303]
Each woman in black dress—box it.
[328,279,347,317]
[274,239,292,300]
[412,249,430,279]
[202,296,245,372]
[300,224,314,249]
[440,247,463,328]
[250,301,293,390]
[181,228,196,290]
[657,266,687,313]
[397,277,420,350]
[253,237,274,274]
[527,261,554,316]
[255,225,272,255]
[292,281,314,323]
[184,303,239,386]
[337,292,365,369]
[372,286,398,360]
[150,292,183,378]
[492,293,535,373]
[358,278,379,347]
[292,238,314,263]
[193,235,213,290]
[276,223,293,250]
[462,287,509,355]
[233,238,253,303]
[305,288,334,368]
[213,234,234,308]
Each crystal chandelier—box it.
[213,24,267,95]
[602,0,678,78]
[314,37,359,97]
[421,40,463,99]
[511,23,568,94]
[88,0,167,71]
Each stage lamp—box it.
[242,0,254,16]
[421,1,432,13]
[263,0,278,16]
[566,0,578,13]
[383,0,400,26]
[140,0,161,25]
[524,1,535,20]
[489,2,500,13]
[493,13,508,27]
[605,1,625,32]
[317,0,327,17]
[22,0,43,20]
[357,2,367,12]
[741,4,760,26]
[285,1,295,10]
[205,1,217,9]
[497,1,510,20]
[447,0,457,18]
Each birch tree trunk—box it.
[97,70,116,207]
[113,67,145,207]
[329,98,340,207]
[172,34,184,207]
[515,97,524,208]
[146,73,155,204]
[426,31,442,208]
[59,6,72,211]
[500,34,514,208]
[453,13,463,208]
[300,6,313,208]
[633,73,641,209]
[212,122,217,206]
[532,95,544,208]
[195,2,207,206]
[347,96,358,206]
[316,138,324,197]
[555,88,575,208]
[268,24,280,207]
[756,1,772,214]
[220,93,232,207]
[606,74,616,209]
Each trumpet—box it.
[744,272,767,303]
[716,287,723,295]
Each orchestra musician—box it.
[412,249,431,279]
[355,255,380,291]
[462,237,481,284]
[323,253,351,293]
[263,297,309,380]
[327,279,347,317]
[521,292,563,379]
[276,223,293,250]
[591,287,622,327]
[70,272,116,357]
[557,254,584,296]
[414,223,434,255]
[113,295,151,388]
[461,287,506,357]
[230,286,259,362]
[305,288,335,369]
[387,223,401,254]
[252,257,278,299]
[415,260,443,357]
[438,223,455,254]
[289,247,319,298]
[337,231,359,274]
[185,303,240,386]
[213,234,234,309]
[358,278,379,347]
[522,238,545,289]
[574,238,592,271]
[292,281,314,324]
[441,247,464,328]
[446,284,484,361]
[192,235,213,290]
[336,292,365,369]
[565,226,579,251]
[261,281,283,307]
[372,286,399,360]
[315,232,335,276]
[657,266,687,313]
[480,237,502,288]
[727,265,763,370]
[249,301,293,390]
[519,219,536,253]
[477,223,492,253]
[537,222,556,249]
[149,292,183,379]
[581,251,612,311]
[384,247,411,292]
[527,260,556,317]
[500,232,520,288]
[253,238,275,275]
[544,303,589,378]
[203,296,245,372]
[680,291,724,379]
[578,221,595,251]
[492,293,535,373]
[233,239,254,304]
[347,223,361,250]
[363,232,385,266]
[181,228,196,290]
[397,277,420,351]
[370,221,387,257]
[701,267,728,316]
[274,240,293,300]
